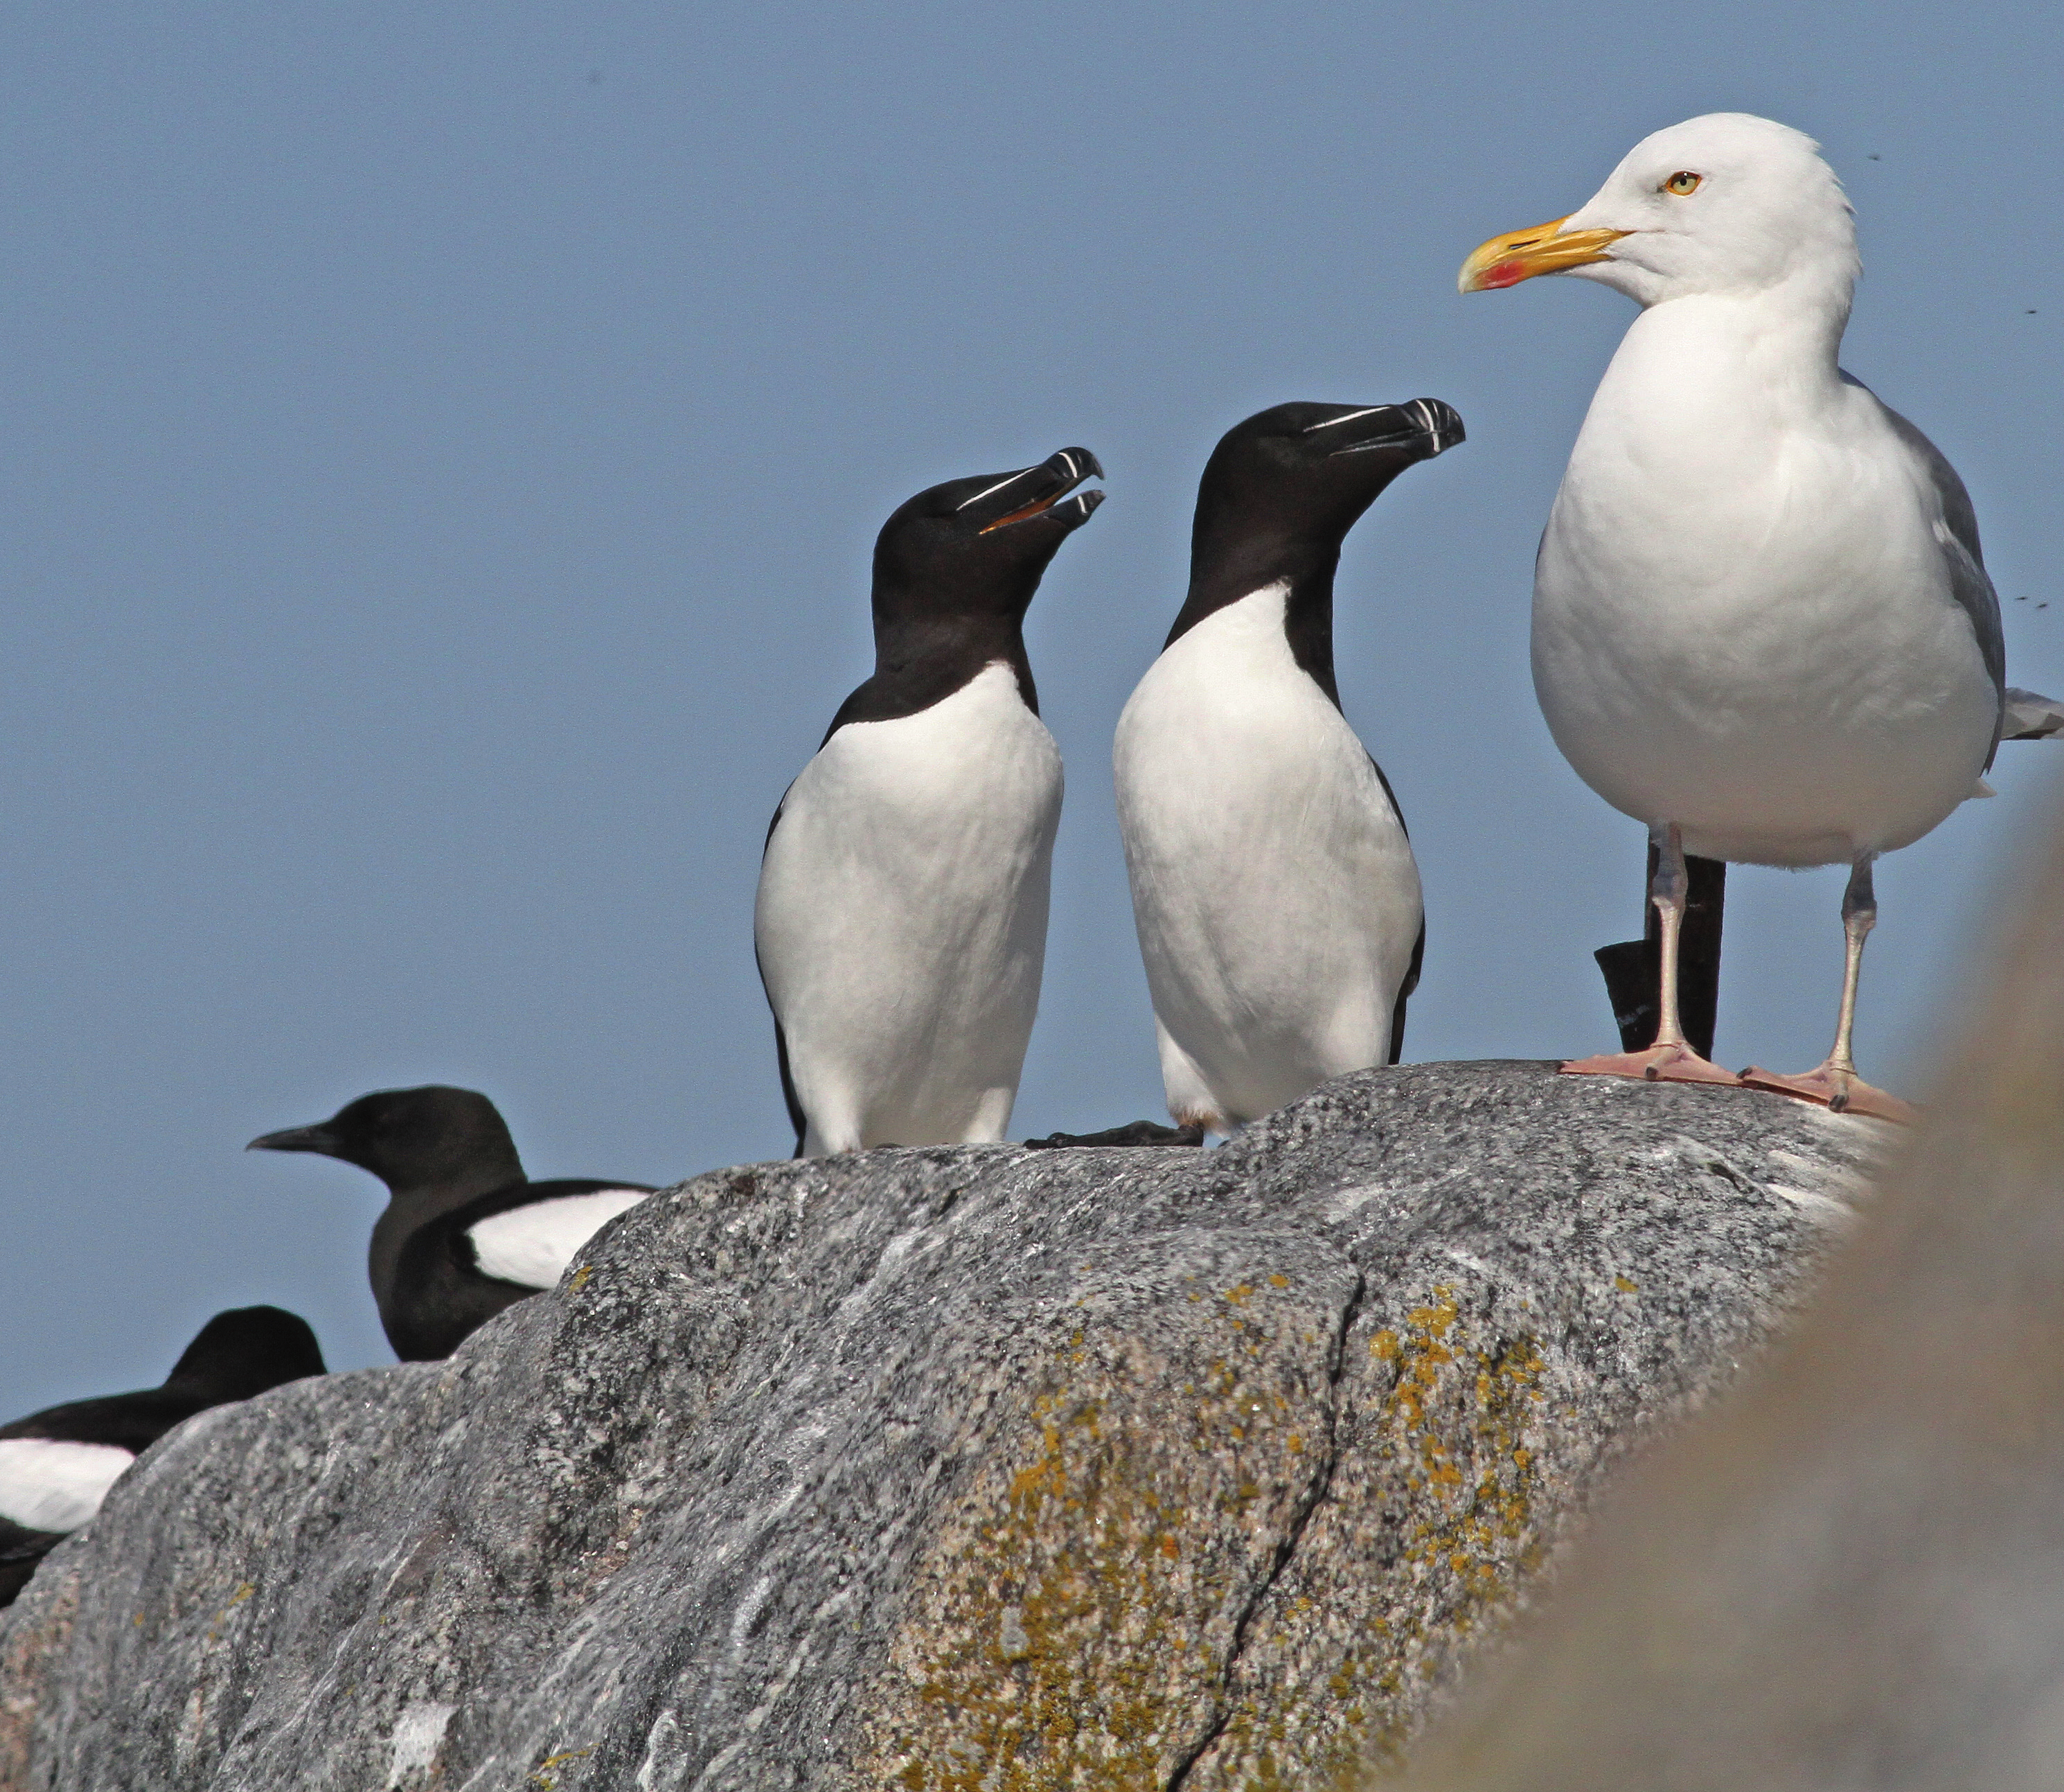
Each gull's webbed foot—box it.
[1738,1064,1916,1124]
[1560,1043,1743,1088]
[1024,1120,1207,1149]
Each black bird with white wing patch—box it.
[249,1085,653,1361]
[1,1305,324,1607]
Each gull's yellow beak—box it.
[1457,217,1629,294]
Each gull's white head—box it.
[1459,113,1859,310]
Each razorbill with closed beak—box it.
[249,1085,654,1360]
[1460,113,2064,1120]
[755,447,1104,1155]
[1111,399,1463,1138]
[1,1305,324,1607]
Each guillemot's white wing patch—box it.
[465,1189,650,1289]
[0,1437,135,1532]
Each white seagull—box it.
[1460,112,2062,1121]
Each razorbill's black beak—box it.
[247,1123,342,1157]
[973,447,1105,535]
[1318,398,1466,462]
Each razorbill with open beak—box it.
[1461,113,2064,1120]
[1107,399,1462,1139]
[755,448,1104,1156]
[248,1085,654,1360]
[1,1305,324,1607]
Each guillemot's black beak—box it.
[969,447,1105,534]
[247,1123,341,1157]
[1318,398,1466,461]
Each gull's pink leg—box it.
[1564,824,1741,1088]
[1742,855,1916,1123]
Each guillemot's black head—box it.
[248,1085,524,1199]
[163,1306,327,1401]
[1191,400,1464,581]
[873,447,1104,632]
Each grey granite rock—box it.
[0,1061,1884,1791]
[1391,814,2064,1792]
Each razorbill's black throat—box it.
[755,448,1104,1155]
[248,1085,654,1360]
[1110,400,1462,1138]
[1,1305,324,1607]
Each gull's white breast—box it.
[1533,301,1997,867]
[0,1437,135,1533]
[1115,584,1422,1127]
[755,660,1062,1153]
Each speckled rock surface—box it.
[0,1061,1883,1791]
[1390,821,2064,1792]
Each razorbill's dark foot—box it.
[1022,1120,1205,1149]
[248,1085,655,1361]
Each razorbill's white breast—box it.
[1,1305,324,1607]
[1461,112,2063,1120]
[249,1084,654,1360]
[1114,400,1462,1135]
[755,449,1104,1156]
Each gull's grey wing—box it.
[1847,375,2008,762]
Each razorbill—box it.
[1110,399,1463,1137]
[0,1305,324,1607]
[1461,113,2063,1120]
[755,448,1104,1156]
[248,1085,654,1360]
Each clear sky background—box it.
[3,2,2058,1406]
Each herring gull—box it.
[1460,111,2063,1121]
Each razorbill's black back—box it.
[1114,399,1463,1133]
[755,448,1104,1155]
[248,1085,654,1361]
[0,1305,324,1607]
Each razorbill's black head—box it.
[826,448,1104,735]
[0,1305,324,1608]
[1171,400,1464,702]
[249,1086,652,1362]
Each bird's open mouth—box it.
[1317,399,1466,460]
[975,448,1105,533]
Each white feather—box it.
[1533,114,1998,867]
[1115,582,1423,1130]
[756,660,1063,1154]
[465,1188,649,1289]
[0,1437,135,1532]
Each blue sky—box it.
[3,1,2058,1404]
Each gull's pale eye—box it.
[1664,170,1702,197]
